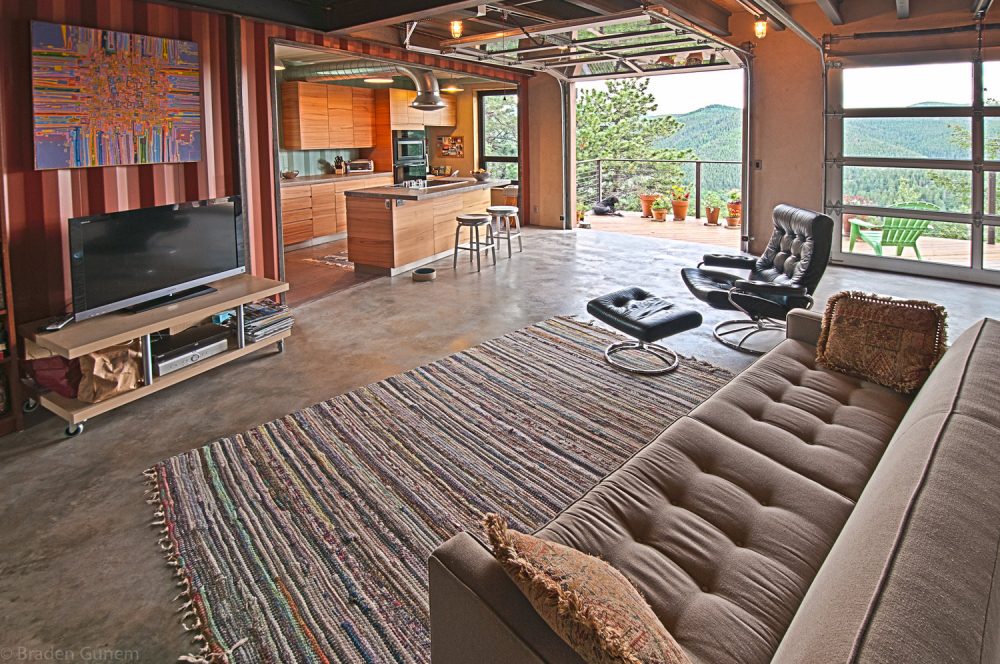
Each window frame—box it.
[825,56,1000,285]
[476,89,520,183]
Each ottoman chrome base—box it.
[604,340,680,375]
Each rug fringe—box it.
[143,465,237,664]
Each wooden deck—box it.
[841,234,1000,268]
[585,212,1000,270]
[583,211,742,250]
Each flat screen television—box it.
[68,197,246,320]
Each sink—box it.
[423,178,468,187]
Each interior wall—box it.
[527,74,570,229]
[732,0,1000,253]
[426,82,516,177]
[0,0,237,322]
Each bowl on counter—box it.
[280,170,300,180]
[472,171,490,182]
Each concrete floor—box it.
[1,228,998,660]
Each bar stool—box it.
[453,213,496,272]
[487,205,523,258]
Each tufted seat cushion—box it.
[534,339,911,664]
[587,287,703,343]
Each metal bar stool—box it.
[453,213,496,272]
[487,205,523,258]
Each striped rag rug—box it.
[145,316,732,663]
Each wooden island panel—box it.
[346,197,395,267]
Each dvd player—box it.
[152,324,232,376]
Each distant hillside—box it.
[654,103,966,161]
[655,105,741,161]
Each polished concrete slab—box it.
[1,228,997,660]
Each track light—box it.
[754,17,768,39]
[450,20,464,39]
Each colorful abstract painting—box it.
[31,21,201,170]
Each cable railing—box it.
[577,158,742,218]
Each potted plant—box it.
[704,191,724,226]
[651,196,670,221]
[670,185,690,221]
[726,189,742,229]
[639,192,661,218]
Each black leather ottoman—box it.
[587,287,703,374]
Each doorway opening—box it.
[575,69,746,252]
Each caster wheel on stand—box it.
[65,423,85,437]
[22,398,39,413]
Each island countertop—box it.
[344,178,512,201]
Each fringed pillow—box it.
[816,291,947,394]
[483,513,691,664]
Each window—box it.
[477,90,519,182]
[826,59,1000,283]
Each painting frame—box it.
[31,20,202,171]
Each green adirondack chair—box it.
[848,202,939,260]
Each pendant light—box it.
[754,17,768,39]
[450,20,464,39]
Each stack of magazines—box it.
[239,301,294,343]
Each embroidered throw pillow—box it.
[483,513,691,664]
[816,291,947,394]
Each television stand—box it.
[124,285,219,314]
[20,274,289,437]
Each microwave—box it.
[393,130,426,163]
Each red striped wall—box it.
[0,0,529,323]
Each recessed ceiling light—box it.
[364,77,395,84]
[273,62,286,71]
[441,85,464,93]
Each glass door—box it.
[825,59,1000,285]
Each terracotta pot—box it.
[639,194,661,218]
[705,207,721,225]
[652,208,668,221]
[672,200,689,221]
[726,202,742,228]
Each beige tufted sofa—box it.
[429,309,1000,664]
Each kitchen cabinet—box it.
[280,82,375,149]
[352,88,375,147]
[280,82,330,150]
[280,174,394,246]
[384,89,457,129]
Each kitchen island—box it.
[345,179,511,275]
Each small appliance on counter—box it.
[347,159,374,173]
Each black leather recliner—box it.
[681,204,834,355]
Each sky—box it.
[573,62,1000,114]
[575,69,745,115]
[843,62,1000,107]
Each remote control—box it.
[41,315,74,332]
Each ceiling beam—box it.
[326,0,488,33]
[160,0,329,30]
[813,0,844,25]
[896,0,910,19]
[654,0,731,37]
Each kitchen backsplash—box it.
[279,148,358,176]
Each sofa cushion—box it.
[534,339,912,664]
[772,318,1000,664]
[688,338,912,502]
[816,291,947,394]
[483,514,691,664]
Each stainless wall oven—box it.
[393,130,427,183]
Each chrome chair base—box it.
[603,340,680,375]
[713,318,786,356]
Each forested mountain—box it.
[653,104,971,212]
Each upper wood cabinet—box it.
[280,82,330,150]
[352,88,375,148]
[385,89,458,129]
[280,81,375,150]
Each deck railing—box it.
[577,158,742,218]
